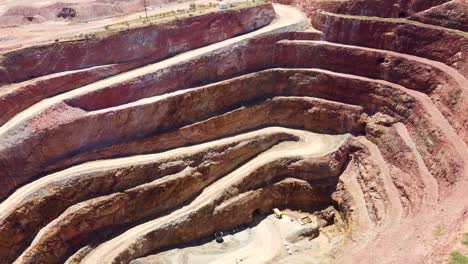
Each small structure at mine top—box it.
[218,1,230,9]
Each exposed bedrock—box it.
[1,68,464,262]
[0,63,465,202]
[15,133,351,264]
[334,139,466,264]
[274,40,468,140]
[50,96,361,170]
[0,3,275,85]
[332,135,403,235]
[0,26,320,133]
[59,31,321,112]
[0,62,143,127]
[274,0,451,18]
[309,11,468,75]
[364,120,435,214]
[0,16,317,129]
[409,0,468,31]
[52,34,465,136]
[328,126,455,264]
[102,178,325,264]
[0,69,367,200]
[331,145,374,240]
[56,32,465,128]
[402,0,455,13]
[5,130,296,263]
[33,34,464,142]
[77,134,352,263]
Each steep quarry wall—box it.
[274,0,452,17]
[408,0,468,31]
[0,3,275,128]
[0,3,275,85]
[0,63,138,127]
[310,12,468,75]
[0,2,466,264]
[274,40,468,140]
[3,131,298,262]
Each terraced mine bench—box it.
[0,1,466,264]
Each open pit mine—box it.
[0,0,467,263]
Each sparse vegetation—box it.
[450,251,468,264]
[435,224,445,238]
[448,233,468,264]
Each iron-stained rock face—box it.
[0,1,466,264]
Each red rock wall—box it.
[0,3,275,85]
[64,31,321,111]
[0,62,138,126]
[1,29,464,200]
[310,12,468,75]
[3,132,295,263]
[409,0,468,31]
[274,40,468,137]
[0,32,324,201]
[273,0,451,17]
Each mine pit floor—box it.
[132,210,344,264]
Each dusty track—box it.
[0,4,306,137]
[78,130,348,263]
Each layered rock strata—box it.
[0,2,466,264]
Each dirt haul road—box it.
[78,129,348,263]
[0,4,307,139]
